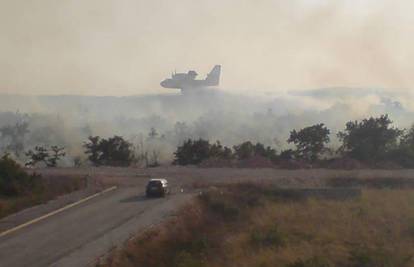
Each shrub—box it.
[0,154,43,196]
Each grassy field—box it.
[0,175,85,219]
[99,184,414,267]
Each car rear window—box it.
[148,181,162,186]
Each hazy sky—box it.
[1,0,414,95]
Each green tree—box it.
[254,143,278,161]
[400,124,414,149]
[209,141,233,160]
[173,139,211,165]
[288,123,330,161]
[83,136,134,166]
[47,146,66,167]
[338,115,402,161]
[387,124,414,167]
[233,141,255,160]
[233,141,277,161]
[25,146,49,167]
[25,145,66,167]
[83,136,101,165]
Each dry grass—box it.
[0,175,85,219]
[219,189,414,267]
[99,184,414,267]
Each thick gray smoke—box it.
[0,88,412,165]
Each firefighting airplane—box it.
[160,65,221,93]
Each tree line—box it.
[173,115,414,168]
[3,114,414,168]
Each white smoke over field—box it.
[0,88,412,165]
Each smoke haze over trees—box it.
[0,89,414,166]
[2,90,414,169]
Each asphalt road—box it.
[0,186,192,267]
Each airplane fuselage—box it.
[160,79,211,89]
[160,65,221,92]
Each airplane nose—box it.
[160,80,166,87]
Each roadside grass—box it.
[326,177,414,189]
[99,184,414,267]
[0,175,85,219]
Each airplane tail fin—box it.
[205,65,221,86]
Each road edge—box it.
[0,186,118,238]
